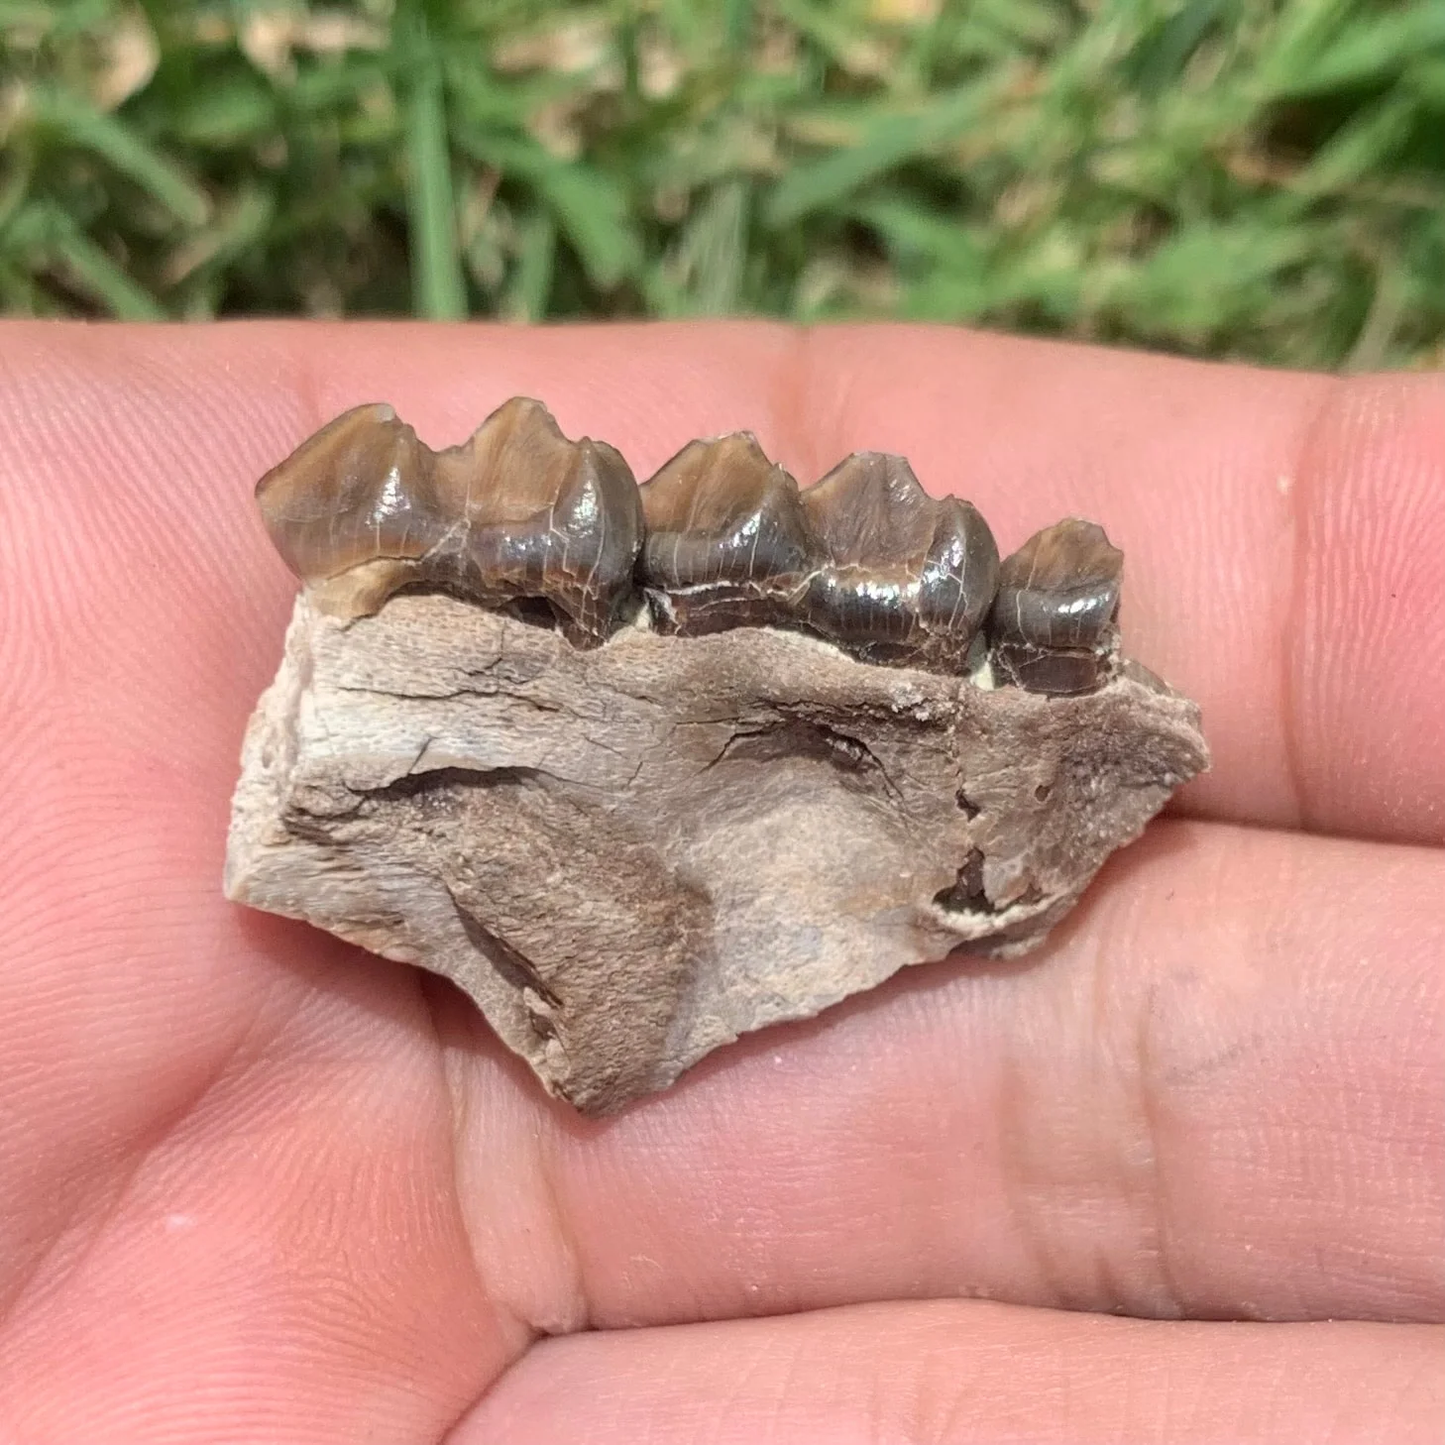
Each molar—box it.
[638,432,821,633]
[988,518,1123,694]
[800,452,1000,671]
[255,397,643,645]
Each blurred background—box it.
[2,0,1444,368]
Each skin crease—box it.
[0,320,1440,1443]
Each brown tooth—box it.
[638,433,820,634]
[431,397,644,645]
[988,518,1123,695]
[255,402,439,618]
[254,398,643,645]
[799,452,998,671]
[920,494,1002,641]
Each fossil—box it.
[798,452,999,672]
[638,439,999,672]
[639,431,822,636]
[988,518,1123,696]
[229,398,1209,1112]
[255,396,643,645]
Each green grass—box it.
[3,0,1445,368]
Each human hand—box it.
[1,321,1440,1442]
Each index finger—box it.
[1,319,1440,846]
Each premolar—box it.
[638,433,821,633]
[988,518,1123,694]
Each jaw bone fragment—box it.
[228,400,1209,1113]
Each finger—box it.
[459,1300,1445,1445]
[449,818,1444,1334]
[1,321,1442,844]
[0,937,514,1442]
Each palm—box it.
[1,322,1439,1443]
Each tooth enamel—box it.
[988,518,1124,695]
[255,397,643,645]
[920,497,1002,636]
[800,452,999,670]
[638,433,821,633]
[254,402,436,617]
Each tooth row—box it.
[255,397,1123,694]
[640,436,1003,673]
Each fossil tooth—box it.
[988,518,1124,694]
[799,452,1000,670]
[255,397,643,645]
[254,402,436,617]
[432,397,644,644]
[638,433,821,633]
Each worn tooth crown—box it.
[255,402,443,617]
[638,433,820,632]
[255,396,643,645]
[802,451,923,561]
[800,452,999,669]
[988,518,1123,695]
[434,397,644,643]
[255,401,1128,689]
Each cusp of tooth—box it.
[638,433,821,633]
[255,397,643,645]
[799,452,999,670]
[988,518,1123,695]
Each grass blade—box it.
[401,26,467,320]
[764,79,1001,226]
[31,86,209,227]
[505,207,556,321]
